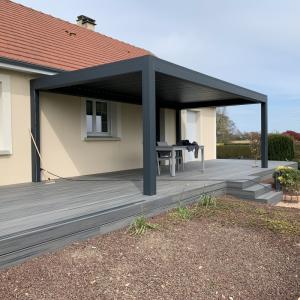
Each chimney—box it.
[77,15,96,31]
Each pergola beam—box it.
[153,58,267,103]
[177,98,259,109]
[31,56,146,90]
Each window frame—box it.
[85,98,112,137]
[0,74,12,155]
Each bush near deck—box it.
[268,134,294,161]
[218,136,300,166]
[217,144,252,159]
[295,143,300,169]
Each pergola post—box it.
[261,101,268,168]
[30,84,41,182]
[175,109,181,143]
[142,59,156,195]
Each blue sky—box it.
[15,0,300,132]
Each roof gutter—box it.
[0,57,64,75]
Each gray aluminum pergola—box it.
[30,55,268,196]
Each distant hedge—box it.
[217,144,252,159]
[217,135,297,161]
[295,143,300,160]
[268,134,294,161]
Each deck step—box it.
[227,183,272,199]
[227,180,253,189]
[243,183,272,198]
[256,191,283,205]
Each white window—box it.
[0,74,12,155]
[85,99,111,136]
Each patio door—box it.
[186,110,199,162]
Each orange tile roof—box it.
[0,0,151,71]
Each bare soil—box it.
[0,196,299,300]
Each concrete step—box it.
[243,183,272,198]
[227,179,258,189]
[256,191,283,205]
[227,183,272,199]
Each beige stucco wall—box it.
[181,108,216,160]
[163,109,176,145]
[0,68,217,186]
[40,93,145,179]
[0,69,33,185]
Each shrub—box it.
[268,134,294,161]
[217,144,252,159]
[295,143,300,161]
[273,166,300,195]
[282,130,300,141]
[249,132,260,164]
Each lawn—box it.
[0,196,299,300]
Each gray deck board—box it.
[0,159,297,269]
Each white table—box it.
[156,145,204,176]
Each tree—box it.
[249,132,260,166]
[216,108,238,143]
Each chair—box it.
[159,141,184,172]
[175,150,184,171]
[156,142,172,176]
[156,141,184,175]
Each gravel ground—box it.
[0,197,299,300]
[277,200,300,209]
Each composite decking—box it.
[0,159,296,269]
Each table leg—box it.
[171,148,176,176]
[201,147,205,171]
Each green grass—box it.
[193,198,300,235]
[130,198,300,237]
[170,204,193,221]
[129,216,159,235]
[197,194,217,208]
[261,217,299,234]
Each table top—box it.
[156,145,204,151]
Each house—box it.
[2,0,297,269]
[0,0,218,189]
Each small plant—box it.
[262,217,299,234]
[273,166,300,201]
[197,194,217,208]
[170,204,193,220]
[128,216,159,235]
